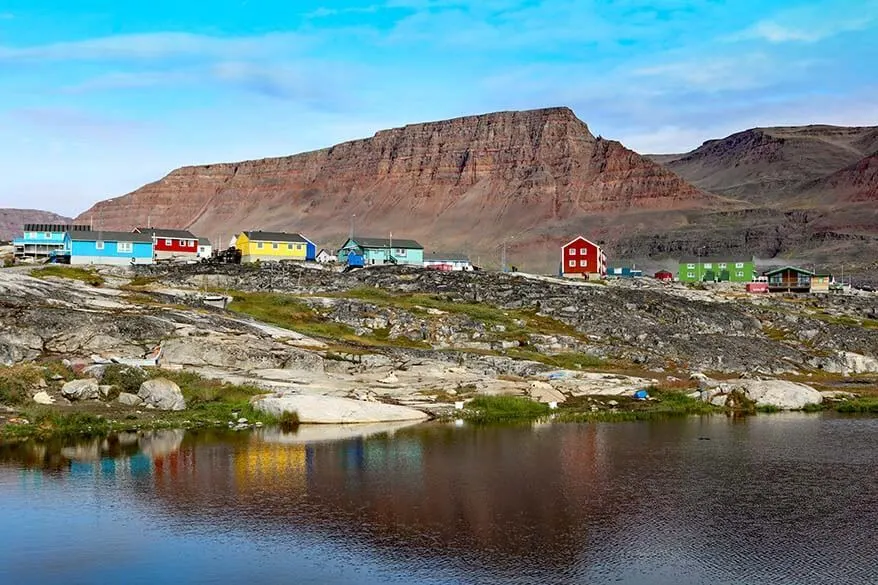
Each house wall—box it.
[561,238,605,276]
[69,240,153,265]
[424,260,473,271]
[362,247,424,265]
[678,261,755,282]
[236,233,309,262]
[13,231,68,257]
[197,245,212,258]
[154,237,198,255]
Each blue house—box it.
[14,224,90,260]
[64,230,154,265]
[606,266,643,278]
[337,236,424,267]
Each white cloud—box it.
[0,32,305,61]
[730,1,878,43]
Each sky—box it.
[1,0,877,215]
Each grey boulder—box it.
[138,378,186,411]
[61,378,100,401]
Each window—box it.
[297,244,303,250]
[95,241,105,250]
[165,239,172,246]
[737,271,745,278]
[569,260,576,267]
[272,243,279,249]
[579,259,587,267]
[704,263,712,269]
[687,272,695,278]
[570,248,577,256]
[735,262,744,268]
[117,242,132,253]
[687,263,695,269]
[44,232,52,238]
[257,243,263,249]
[580,248,587,255]
[395,248,407,256]
[719,263,727,269]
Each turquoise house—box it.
[64,230,154,265]
[337,236,424,266]
[13,224,89,260]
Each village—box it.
[7,222,854,295]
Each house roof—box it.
[24,224,90,232]
[350,237,423,249]
[425,252,471,262]
[70,230,153,243]
[562,236,601,250]
[243,231,312,244]
[198,237,211,245]
[678,257,752,264]
[655,270,674,275]
[136,227,196,239]
[764,266,815,276]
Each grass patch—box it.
[102,364,148,394]
[834,398,878,414]
[126,275,159,287]
[31,266,105,286]
[504,349,609,370]
[0,364,44,406]
[461,395,551,423]
[227,291,428,348]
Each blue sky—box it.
[1,0,877,215]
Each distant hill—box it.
[648,125,878,203]
[0,209,72,242]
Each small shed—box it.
[654,270,674,282]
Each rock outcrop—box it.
[61,378,100,401]
[702,380,823,410]
[252,393,430,424]
[138,379,186,411]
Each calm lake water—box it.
[1,414,876,585]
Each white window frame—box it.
[735,262,744,268]
[719,263,727,269]
[257,242,263,249]
[704,263,712,269]
[395,248,407,256]
[737,271,745,277]
[687,272,695,278]
[568,260,576,267]
[44,232,52,238]
[687,263,695,269]
[95,241,105,250]
[164,239,173,246]
[569,248,577,256]
[580,259,587,267]
[579,248,587,255]
[117,242,133,253]
[287,243,293,250]
[272,243,279,249]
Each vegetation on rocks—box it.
[0,364,44,406]
[461,395,552,423]
[30,266,105,286]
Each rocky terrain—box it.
[1,263,876,426]
[0,208,72,242]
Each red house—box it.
[134,227,199,261]
[655,270,674,282]
[560,236,606,279]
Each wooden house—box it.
[337,236,424,267]
[64,230,154,265]
[654,270,674,282]
[560,237,606,279]
[423,252,473,271]
[134,228,199,261]
[235,231,316,263]
[765,266,833,293]
[14,224,89,260]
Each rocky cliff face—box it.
[0,209,72,242]
[76,107,713,264]
[804,153,878,202]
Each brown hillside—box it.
[0,209,72,242]
[76,107,714,266]
[651,125,878,203]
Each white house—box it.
[423,252,473,271]
[316,248,335,264]
[197,237,212,259]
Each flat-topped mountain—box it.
[76,107,713,265]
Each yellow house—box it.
[235,231,316,263]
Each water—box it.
[1,414,876,585]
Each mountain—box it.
[0,209,72,242]
[76,107,715,267]
[805,152,878,203]
[650,125,878,203]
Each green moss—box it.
[461,395,551,423]
[834,398,878,414]
[504,349,608,370]
[30,266,105,286]
[0,364,44,406]
[102,364,148,394]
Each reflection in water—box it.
[1,416,877,585]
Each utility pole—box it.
[501,240,507,273]
[349,214,356,239]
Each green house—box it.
[337,236,424,266]
[678,257,755,283]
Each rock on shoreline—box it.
[252,394,430,424]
